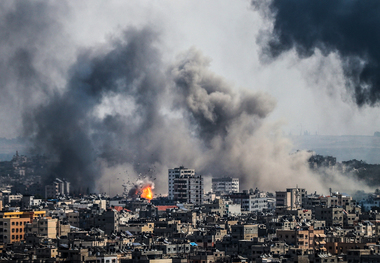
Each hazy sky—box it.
[64,0,380,137]
[1,0,379,138]
[1,0,378,195]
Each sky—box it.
[62,0,380,137]
[2,0,378,138]
[1,0,379,195]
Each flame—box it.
[141,185,153,200]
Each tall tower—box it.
[168,166,203,205]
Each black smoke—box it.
[23,28,166,190]
[0,1,69,138]
[4,1,353,194]
[172,49,274,144]
[252,0,380,106]
[22,30,277,192]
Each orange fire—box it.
[141,185,153,200]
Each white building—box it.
[228,192,274,212]
[211,177,239,194]
[250,197,274,212]
[45,178,71,199]
[168,166,204,205]
[276,187,306,210]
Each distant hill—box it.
[292,135,380,164]
[308,154,380,188]
[0,138,26,161]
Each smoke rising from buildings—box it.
[0,1,374,195]
[0,1,70,138]
[252,0,380,106]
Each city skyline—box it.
[2,1,380,261]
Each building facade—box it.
[276,187,306,210]
[25,217,58,238]
[211,177,239,194]
[45,178,70,199]
[168,167,204,205]
[0,211,46,244]
[228,192,273,212]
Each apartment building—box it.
[231,224,259,241]
[0,211,46,244]
[45,178,70,198]
[315,207,344,227]
[228,192,273,212]
[25,217,58,238]
[211,177,239,194]
[276,187,306,210]
[277,225,325,250]
[168,167,204,205]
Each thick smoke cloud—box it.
[0,1,70,138]
[24,28,167,190]
[171,49,276,144]
[252,0,380,106]
[2,1,373,195]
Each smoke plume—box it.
[23,27,167,190]
[1,1,373,195]
[252,0,380,106]
[0,1,70,138]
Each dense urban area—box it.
[0,152,380,262]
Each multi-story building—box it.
[231,224,258,241]
[0,211,46,244]
[315,207,344,227]
[6,194,23,207]
[302,193,321,210]
[45,184,58,199]
[67,211,80,228]
[276,187,306,210]
[168,166,195,200]
[319,193,352,208]
[25,217,58,238]
[228,192,274,212]
[277,225,325,250]
[168,167,204,205]
[212,177,239,194]
[45,178,71,198]
[202,198,227,216]
[21,195,42,210]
